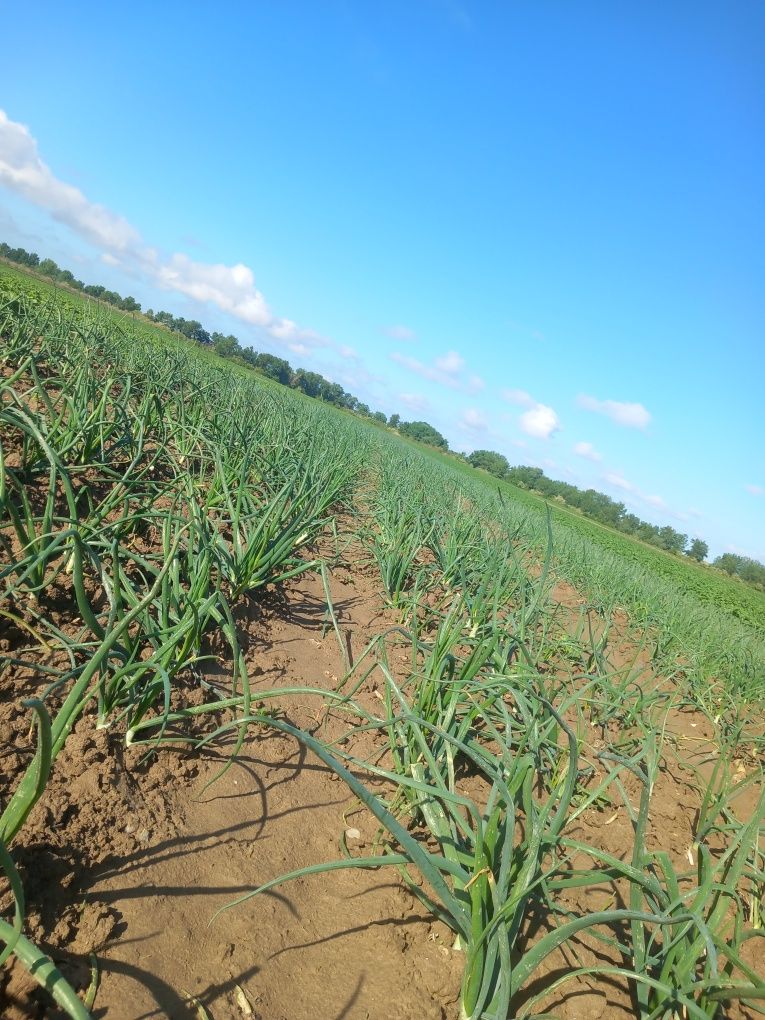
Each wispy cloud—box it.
[602,471,690,522]
[603,471,634,492]
[399,392,430,412]
[573,440,602,462]
[384,324,417,342]
[577,394,652,430]
[460,407,488,431]
[390,350,484,393]
[643,493,667,509]
[435,350,464,373]
[501,388,535,407]
[0,109,327,352]
[745,484,764,496]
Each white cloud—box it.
[460,407,488,431]
[502,388,534,407]
[745,484,764,496]
[577,394,652,429]
[0,110,140,250]
[153,252,272,327]
[435,350,464,374]
[601,472,689,523]
[500,387,559,441]
[399,392,430,412]
[384,324,416,341]
[573,440,602,462]
[520,403,560,439]
[603,471,634,492]
[643,493,666,509]
[0,108,330,354]
[391,351,454,387]
[511,438,527,448]
[390,350,480,393]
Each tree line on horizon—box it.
[3,241,763,587]
[466,449,765,586]
[467,449,706,556]
[0,241,388,417]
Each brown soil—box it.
[1,544,763,1019]
[1,559,463,1020]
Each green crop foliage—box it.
[1,263,763,1018]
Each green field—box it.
[1,264,764,1018]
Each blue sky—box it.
[1,1,763,560]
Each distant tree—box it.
[38,258,59,277]
[238,345,258,367]
[657,526,687,555]
[175,319,210,344]
[254,353,292,385]
[292,369,324,398]
[713,553,765,590]
[506,465,545,490]
[0,245,40,268]
[739,559,765,588]
[388,413,401,429]
[213,333,241,358]
[638,523,662,546]
[687,539,709,562]
[318,381,347,405]
[398,420,448,450]
[467,449,510,478]
[373,411,387,425]
[617,512,643,535]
